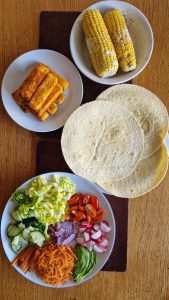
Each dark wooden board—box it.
[36,11,129,271]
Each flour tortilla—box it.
[97,144,168,198]
[97,84,169,159]
[61,100,144,182]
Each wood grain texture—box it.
[0,0,169,299]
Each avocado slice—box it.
[74,248,90,280]
[74,246,90,281]
[78,251,97,281]
[74,246,97,282]
[74,246,86,276]
[75,251,90,281]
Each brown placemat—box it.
[37,11,128,272]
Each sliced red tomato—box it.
[86,214,92,224]
[68,194,81,206]
[82,194,90,205]
[71,210,78,215]
[69,205,78,211]
[89,196,99,209]
[68,205,79,217]
[74,211,86,221]
[78,205,85,212]
[92,208,105,221]
[68,213,76,221]
[85,204,96,218]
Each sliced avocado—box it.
[74,246,97,282]
[79,251,97,281]
[77,250,90,279]
[74,253,87,277]
[74,246,94,282]
[75,261,90,281]
[74,246,87,279]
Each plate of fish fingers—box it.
[1,49,83,132]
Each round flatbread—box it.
[96,84,169,159]
[97,144,168,198]
[61,100,144,182]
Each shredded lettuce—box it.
[11,190,32,204]
[11,175,76,232]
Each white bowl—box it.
[70,1,154,85]
[1,172,116,288]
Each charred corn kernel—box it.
[82,9,119,77]
[103,10,136,72]
[55,93,65,104]
[47,103,58,115]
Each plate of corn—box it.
[70,1,154,85]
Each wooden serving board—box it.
[36,11,129,271]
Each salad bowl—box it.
[1,172,116,288]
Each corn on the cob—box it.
[103,10,136,72]
[82,9,119,77]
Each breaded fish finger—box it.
[37,83,63,117]
[15,64,49,102]
[29,73,58,111]
[47,103,58,115]
[28,107,49,122]
[38,111,49,121]
[55,93,65,104]
[12,90,29,112]
[49,69,69,90]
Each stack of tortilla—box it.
[61,84,168,198]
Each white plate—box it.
[1,50,83,132]
[1,172,116,288]
[70,0,154,85]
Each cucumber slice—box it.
[29,231,45,247]
[11,235,22,253]
[11,243,22,253]
[11,210,22,222]
[18,222,25,230]
[22,226,36,241]
[22,228,30,241]
[19,234,28,244]
[7,224,21,237]
[11,235,20,246]
[27,226,35,232]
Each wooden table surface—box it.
[0,0,169,299]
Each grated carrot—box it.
[34,240,77,286]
